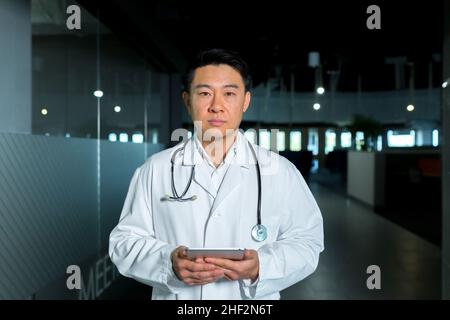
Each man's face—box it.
[183,64,251,141]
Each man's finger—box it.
[204,257,237,270]
[186,272,224,285]
[243,249,256,260]
[190,269,224,281]
[195,257,206,264]
[222,268,240,281]
[185,260,218,272]
[198,274,224,285]
[177,246,188,258]
[212,266,236,280]
[185,278,206,285]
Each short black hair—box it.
[182,48,252,93]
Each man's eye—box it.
[199,92,211,96]
[225,92,236,96]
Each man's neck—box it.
[199,132,237,167]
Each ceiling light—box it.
[93,90,103,98]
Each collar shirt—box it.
[193,134,239,198]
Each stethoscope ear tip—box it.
[191,195,197,201]
[161,195,170,201]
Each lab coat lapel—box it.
[210,163,243,214]
[193,163,215,198]
[210,131,251,213]
[181,137,215,198]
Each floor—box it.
[310,170,442,246]
[280,182,441,299]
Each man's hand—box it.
[204,249,259,283]
[171,246,224,286]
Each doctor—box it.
[109,48,324,300]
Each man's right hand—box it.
[171,246,224,286]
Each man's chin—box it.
[200,127,237,142]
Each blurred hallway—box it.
[281,182,441,299]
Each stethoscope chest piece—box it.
[251,224,267,242]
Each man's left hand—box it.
[204,249,259,283]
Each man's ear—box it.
[243,91,251,113]
[182,91,191,114]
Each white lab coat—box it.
[109,131,324,300]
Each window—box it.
[387,130,415,147]
[325,130,336,154]
[377,135,383,151]
[276,131,286,151]
[259,130,271,150]
[416,130,424,147]
[152,129,159,144]
[308,128,319,156]
[340,132,352,148]
[119,133,129,143]
[132,133,144,144]
[108,133,117,142]
[355,131,365,150]
[432,129,439,147]
[289,131,301,151]
[244,129,257,144]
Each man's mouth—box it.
[207,119,226,126]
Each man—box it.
[109,49,324,299]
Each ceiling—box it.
[78,0,444,92]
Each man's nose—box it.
[208,94,224,113]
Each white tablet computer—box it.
[186,248,245,260]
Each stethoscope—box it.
[161,140,267,242]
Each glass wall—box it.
[30,0,164,144]
[0,0,169,299]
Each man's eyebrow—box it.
[193,84,241,90]
[223,84,240,89]
[193,84,212,90]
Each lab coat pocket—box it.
[264,215,282,242]
[240,215,281,250]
